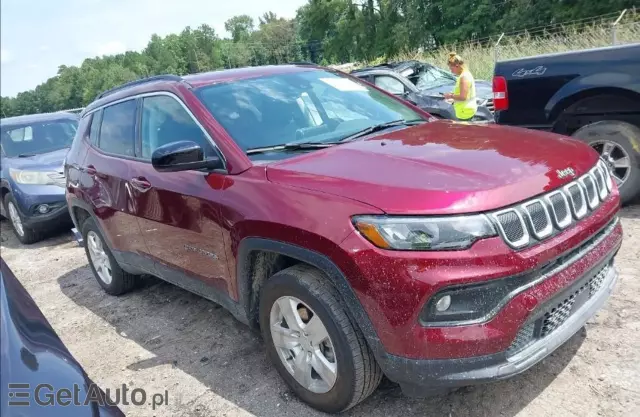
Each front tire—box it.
[3,193,43,244]
[571,120,640,204]
[81,216,138,295]
[259,264,382,413]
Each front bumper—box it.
[20,204,72,228]
[377,249,619,396]
[8,184,71,229]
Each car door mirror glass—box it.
[151,141,223,173]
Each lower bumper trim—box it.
[21,206,71,228]
[378,259,618,396]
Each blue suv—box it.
[1,112,78,243]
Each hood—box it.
[4,148,68,172]
[420,79,493,100]
[266,121,599,215]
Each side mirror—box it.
[151,141,223,173]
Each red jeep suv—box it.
[65,64,623,413]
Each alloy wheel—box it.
[591,140,631,186]
[269,296,337,394]
[7,202,24,237]
[87,231,113,285]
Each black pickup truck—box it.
[492,43,640,204]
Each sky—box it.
[0,0,308,97]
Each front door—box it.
[128,93,233,297]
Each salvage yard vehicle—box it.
[0,257,125,417]
[0,112,77,243]
[351,60,495,121]
[65,64,622,413]
[492,42,640,204]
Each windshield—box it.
[415,65,457,91]
[1,119,78,157]
[195,69,424,153]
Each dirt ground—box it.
[1,204,639,417]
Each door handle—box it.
[130,177,152,192]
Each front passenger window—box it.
[141,95,213,159]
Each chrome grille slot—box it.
[565,182,588,219]
[545,191,572,229]
[522,200,552,239]
[592,166,608,200]
[485,98,495,114]
[580,174,599,209]
[493,209,529,248]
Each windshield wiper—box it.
[17,153,36,158]
[246,141,338,155]
[339,119,426,143]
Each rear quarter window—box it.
[88,110,103,146]
[97,100,137,157]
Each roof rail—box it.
[95,74,183,100]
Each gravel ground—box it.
[1,204,639,417]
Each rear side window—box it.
[98,100,136,157]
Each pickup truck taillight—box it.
[492,76,508,111]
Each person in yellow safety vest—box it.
[443,52,478,121]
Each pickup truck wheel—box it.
[259,264,382,413]
[3,193,43,244]
[571,120,640,204]
[81,217,137,295]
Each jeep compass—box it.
[65,65,623,413]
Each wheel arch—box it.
[67,198,115,251]
[235,237,384,357]
[549,87,640,134]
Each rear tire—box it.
[571,120,640,205]
[81,216,138,295]
[259,264,382,413]
[2,193,43,244]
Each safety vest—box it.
[453,69,478,120]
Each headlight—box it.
[9,168,56,185]
[351,214,497,251]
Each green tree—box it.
[224,15,255,42]
[2,0,637,118]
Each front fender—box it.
[235,236,386,358]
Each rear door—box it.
[82,99,150,271]
[128,93,232,297]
